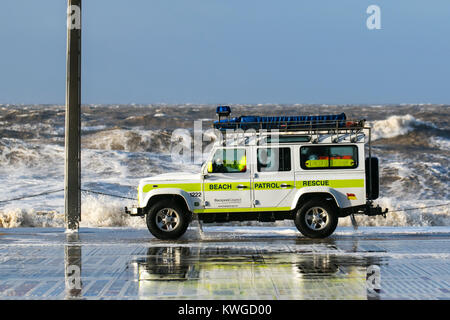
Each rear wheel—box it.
[146,200,190,240]
[294,199,338,238]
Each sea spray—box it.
[0,208,64,228]
[80,194,146,228]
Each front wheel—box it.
[294,199,338,239]
[146,200,190,240]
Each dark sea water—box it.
[0,104,448,228]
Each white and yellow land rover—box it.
[125,106,387,240]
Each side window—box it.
[300,145,358,169]
[257,148,291,172]
[210,148,247,173]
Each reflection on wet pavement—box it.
[0,227,449,299]
[132,245,384,299]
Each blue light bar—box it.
[216,106,231,116]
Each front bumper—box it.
[125,206,145,216]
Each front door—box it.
[203,147,252,211]
[252,147,295,210]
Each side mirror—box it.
[207,161,213,173]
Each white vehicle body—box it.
[137,137,365,214]
[126,109,387,239]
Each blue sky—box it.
[0,0,449,105]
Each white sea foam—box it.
[0,208,64,228]
[0,195,145,229]
[431,136,450,151]
[81,125,108,132]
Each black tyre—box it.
[146,200,190,240]
[294,198,338,239]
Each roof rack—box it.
[213,106,366,133]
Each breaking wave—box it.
[0,208,64,228]
[370,114,438,141]
[82,128,171,153]
[0,138,64,168]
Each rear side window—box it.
[257,148,291,172]
[300,145,358,169]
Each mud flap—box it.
[192,213,204,237]
[350,214,358,230]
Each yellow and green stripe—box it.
[296,179,364,189]
[193,207,291,213]
[142,183,201,193]
[142,179,364,193]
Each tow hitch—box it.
[344,202,388,230]
[341,201,388,218]
[366,202,388,217]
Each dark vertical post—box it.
[65,0,82,230]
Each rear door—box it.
[252,147,295,210]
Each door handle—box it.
[280,183,291,188]
[237,184,248,189]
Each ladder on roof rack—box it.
[213,106,365,132]
[214,119,366,132]
[212,106,367,142]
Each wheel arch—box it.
[292,189,342,212]
[143,189,193,213]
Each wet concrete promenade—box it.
[0,226,449,300]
